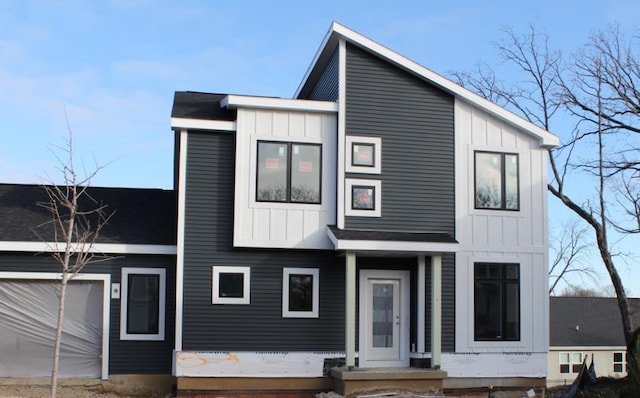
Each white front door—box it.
[359,270,410,367]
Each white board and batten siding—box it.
[450,99,550,377]
[233,107,337,249]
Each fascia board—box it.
[0,241,177,255]
[170,117,236,132]
[221,95,338,113]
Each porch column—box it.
[345,251,356,368]
[417,255,426,353]
[431,254,442,369]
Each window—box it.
[282,268,319,318]
[352,185,376,210]
[120,268,166,341]
[346,135,381,174]
[474,151,519,210]
[560,352,585,374]
[613,351,627,373]
[345,179,382,217]
[474,263,520,341]
[257,141,321,203]
[212,266,250,304]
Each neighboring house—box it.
[548,296,640,387]
[169,22,558,395]
[0,183,176,380]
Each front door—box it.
[359,270,410,367]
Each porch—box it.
[331,367,448,396]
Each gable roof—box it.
[0,183,177,247]
[296,22,559,148]
[550,296,640,347]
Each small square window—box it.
[282,268,319,318]
[345,179,381,217]
[352,185,376,210]
[346,136,381,174]
[352,143,375,167]
[212,266,250,304]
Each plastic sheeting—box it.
[0,279,103,377]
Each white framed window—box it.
[212,266,250,305]
[256,141,322,204]
[282,267,319,318]
[346,135,381,174]
[559,352,584,374]
[345,178,382,217]
[613,351,627,373]
[474,151,520,211]
[120,267,166,341]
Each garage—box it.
[0,273,110,378]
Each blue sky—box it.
[1,0,638,294]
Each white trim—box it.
[0,271,111,380]
[431,254,442,368]
[282,267,319,318]
[170,117,236,132]
[417,255,426,353]
[120,267,166,341]
[345,178,381,217]
[212,266,250,305]
[0,241,176,255]
[327,231,458,253]
[345,251,356,368]
[551,346,627,351]
[221,95,338,113]
[345,135,382,174]
[298,22,558,147]
[337,39,347,229]
[175,130,187,351]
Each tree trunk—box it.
[50,272,69,398]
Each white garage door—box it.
[0,278,104,377]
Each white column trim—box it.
[431,254,442,368]
[417,255,426,353]
[337,38,346,229]
[174,130,188,352]
[345,251,356,367]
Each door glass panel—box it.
[372,283,394,348]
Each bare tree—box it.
[453,24,639,343]
[548,220,594,294]
[37,130,114,398]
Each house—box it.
[0,22,559,396]
[0,183,176,385]
[169,22,558,395]
[548,296,640,387]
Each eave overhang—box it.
[327,226,458,255]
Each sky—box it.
[1,0,639,294]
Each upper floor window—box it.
[257,141,321,204]
[474,262,520,341]
[474,151,519,210]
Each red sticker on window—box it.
[265,158,279,169]
[357,192,370,203]
[299,161,312,172]
[356,151,371,162]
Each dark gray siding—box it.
[305,47,340,101]
[344,43,455,234]
[182,132,345,351]
[423,254,455,352]
[0,253,175,374]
